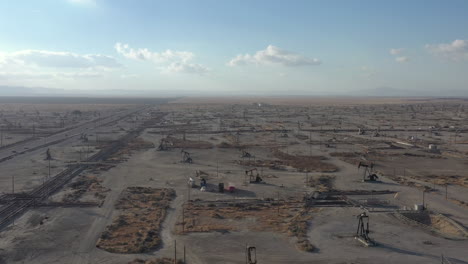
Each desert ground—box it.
[0,96,467,264]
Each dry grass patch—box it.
[178,200,317,252]
[329,152,364,165]
[166,136,213,149]
[63,175,109,202]
[306,175,335,192]
[273,149,338,172]
[97,187,175,253]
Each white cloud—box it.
[389,48,410,62]
[228,45,321,67]
[115,43,208,74]
[390,48,404,55]
[115,43,194,63]
[426,39,468,61]
[0,50,121,69]
[162,62,209,75]
[395,56,409,63]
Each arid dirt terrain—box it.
[0,96,467,264]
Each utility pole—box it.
[12,175,14,194]
[422,190,426,209]
[309,130,312,156]
[187,182,191,201]
[277,191,280,216]
[445,184,448,200]
[174,240,177,264]
[182,207,185,233]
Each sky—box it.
[0,0,467,96]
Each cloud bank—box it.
[426,39,468,61]
[0,50,120,69]
[228,45,321,67]
[114,43,209,74]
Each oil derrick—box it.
[355,212,375,246]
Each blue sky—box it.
[0,0,467,96]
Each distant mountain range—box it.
[0,85,67,96]
[348,86,468,97]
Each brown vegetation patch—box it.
[273,149,338,172]
[236,159,288,171]
[63,175,109,202]
[306,175,335,192]
[412,174,468,188]
[217,141,235,148]
[400,211,467,238]
[178,200,317,252]
[129,258,183,264]
[127,138,156,150]
[166,136,213,149]
[449,198,468,208]
[329,152,364,165]
[391,177,435,191]
[107,138,155,163]
[294,134,309,140]
[96,187,175,253]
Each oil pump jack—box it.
[355,212,375,246]
[246,246,257,264]
[358,162,379,182]
[181,149,193,163]
[245,168,263,183]
[157,138,172,151]
[241,149,252,158]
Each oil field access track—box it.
[0,112,166,230]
